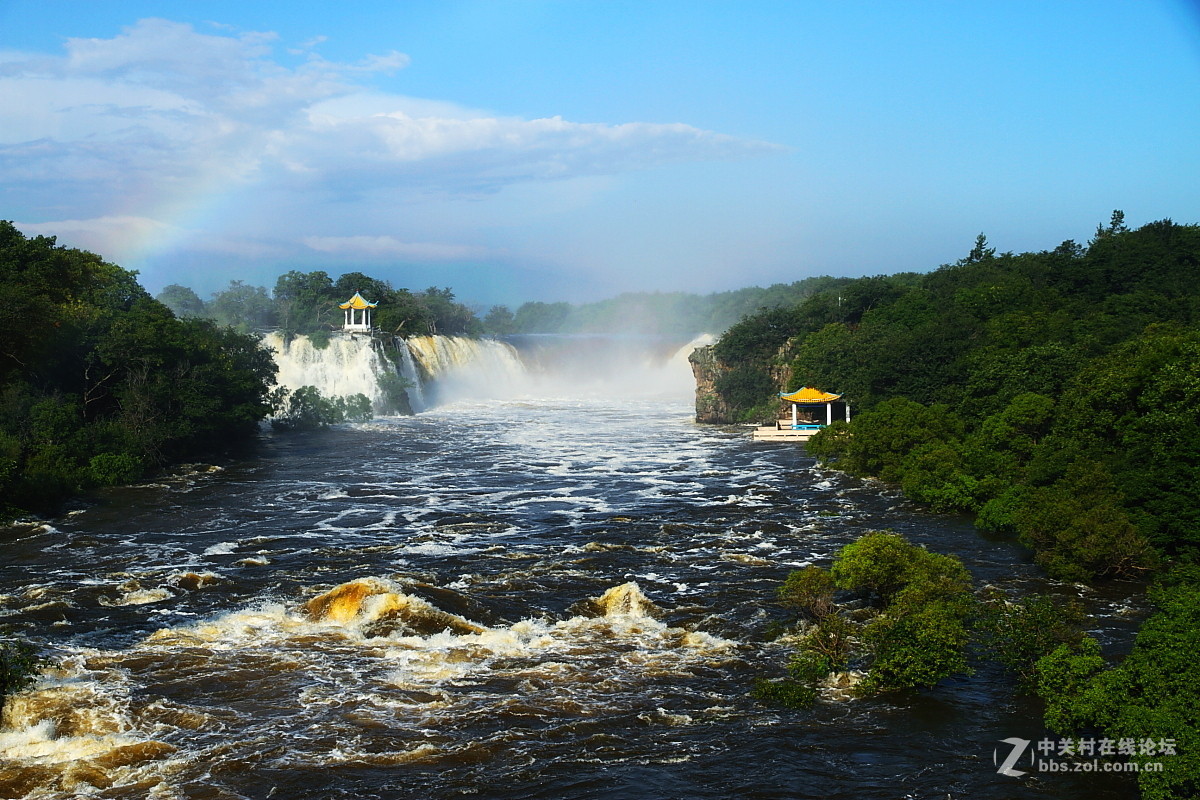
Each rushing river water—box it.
[0,339,1144,799]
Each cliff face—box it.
[688,342,794,424]
[688,345,734,423]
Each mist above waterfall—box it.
[265,332,712,415]
[505,333,713,401]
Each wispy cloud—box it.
[1,18,777,192]
[302,235,491,260]
[0,17,782,290]
[15,215,172,255]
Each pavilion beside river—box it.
[751,387,850,442]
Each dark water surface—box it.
[1,394,1142,799]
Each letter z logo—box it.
[995,737,1032,777]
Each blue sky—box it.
[2,1,1199,308]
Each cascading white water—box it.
[263,332,395,412]
[264,331,530,415]
[404,335,528,410]
[263,331,714,416]
[501,333,715,400]
[390,339,426,410]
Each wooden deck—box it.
[751,420,823,442]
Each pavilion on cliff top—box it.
[340,292,377,332]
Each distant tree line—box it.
[483,277,854,338]
[715,213,1200,799]
[157,271,485,338]
[161,271,858,342]
[0,222,278,518]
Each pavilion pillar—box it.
[791,403,798,428]
[825,402,832,425]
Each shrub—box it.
[860,602,972,693]
[761,532,976,705]
[272,386,375,430]
[975,591,1085,692]
[777,565,836,620]
[88,452,143,486]
[0,636,43,712]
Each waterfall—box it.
[403,335,527,409]
[264,332,396,412]
[500,333,714,400]
[263,331,715,417]
[263,332,528,415]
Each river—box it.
[0,336,1142,799]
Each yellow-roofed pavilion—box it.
[339,292,377,332]
[753,386,850,441]
[779,387,850,430]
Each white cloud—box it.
[2,17,782,281]
[276,112,776,193]
[15,215,172,258]
[1,18,776,192]
[303,235,491,260]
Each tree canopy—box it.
[0,222,277,517]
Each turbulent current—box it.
[0,335,1141,799]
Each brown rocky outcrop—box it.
[688,342,795,424]
[688,345,733,424]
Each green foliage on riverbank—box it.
[0,222,278,517]
[728,217,1200,797]
[702,214,1200,582]
[760,531,1093,707]
[1036,579,1200,800]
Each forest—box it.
[489,276,854,337]
[699,213,1200,799]
[0,222,279,519]
[160,271,850,340]
[158,273,484,339]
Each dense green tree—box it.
[0,222,277,516]
[1037,581,1200,800]
[482,305,516,336]
[332,271,392,306]
[375,288,434,335]
[155,284,207,317]
[274,270,336,334]
[209,280,275,332]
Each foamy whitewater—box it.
[264,331,709,414]
[0,335,1139,800]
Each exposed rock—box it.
[688,345,734,424]
[689,342,796,424]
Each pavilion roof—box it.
[339,292,377,310]
[780,387,842,403]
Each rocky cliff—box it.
[688,345,732,424]
[688,342,794,424]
